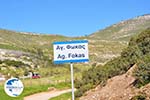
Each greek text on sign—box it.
[53,40,89,64]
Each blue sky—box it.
[0,0,150,37]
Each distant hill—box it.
[0,14,150,77]
[0,29,68,54]
[0,30,71,77]
[1,14,150,52]
[0,14,150,64]
[89,14,150,41]
[0,29,126,65]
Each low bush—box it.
[131,94,146,100]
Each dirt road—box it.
[24,89,72,100]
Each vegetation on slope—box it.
[0,29,69,54]
[75,28,150,97]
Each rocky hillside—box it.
[80,64,150,100]
[89,14,150,41]
[0,30,69,77]
[76,28,150,99]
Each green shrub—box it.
[134,55,150,88]
[3,60,29,67]
[75,83,93,97]
[131,94,146,100]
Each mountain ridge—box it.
[89,14,150,41]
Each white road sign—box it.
[53,40,89,64]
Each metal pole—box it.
[70,63,75,100]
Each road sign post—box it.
[53,40,89,100]
[70,63,75,100]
